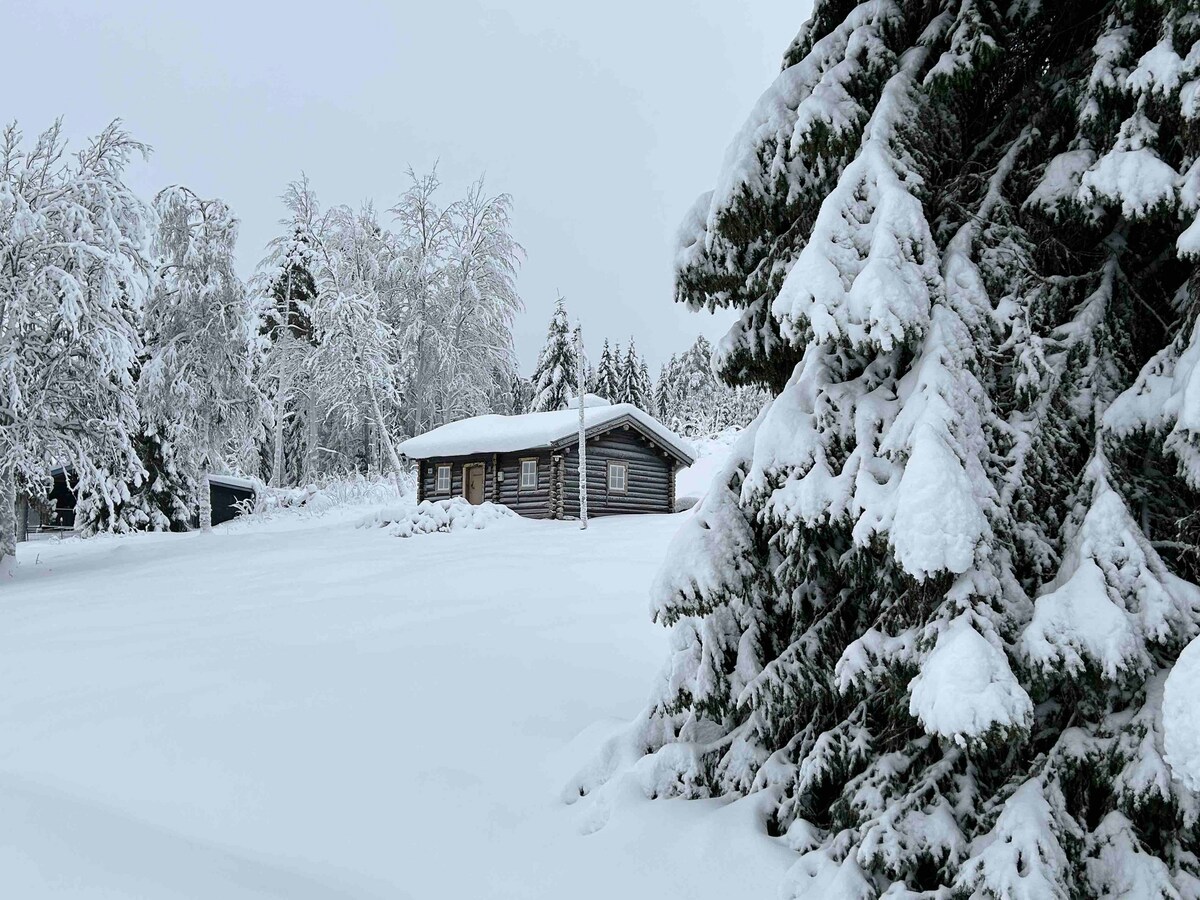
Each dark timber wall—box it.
[210,483,254,526]
[561,426,676,518]
[412,418,683,520]
[417,451,553,518]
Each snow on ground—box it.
[0,502,789,898]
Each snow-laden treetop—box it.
[397,404,695,464]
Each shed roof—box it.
[398,404,696,465]
[208,474,257,492]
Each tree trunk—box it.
[367,381,405,477]
[198,471,212,533]
[303,388,319,484]
[271,387,287,489]
[1,470,17,578]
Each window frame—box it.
[607,460,628,494]
[519,457,539,490]
[435,464,452,494]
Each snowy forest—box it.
[567,0,1200,896]
[0,121,759,572]
[9,0,1200,897]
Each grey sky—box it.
[7,0,803,371]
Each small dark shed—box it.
[205,475,257,527]
[14,467,78,541]
[398,399,696,519]
[15,470,256,542]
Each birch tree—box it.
[0,120,152,575]
[254,176,319,486]
[141,186,260,531]
[307,203,407,476]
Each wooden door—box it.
[465,464,485,505]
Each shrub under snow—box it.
[248,472,416,521]
[361,497,518,538]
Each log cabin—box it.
[398,398,695,519]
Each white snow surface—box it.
[0,506,792,898]
[567,392,611,408]
[397,403,695,464]
[1165,635,1200,792]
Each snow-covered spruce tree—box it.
[656,354,679,414]
[657,334,769,435]
[0,120,153,573]
[530,295,577,412]
[637,356,657,416]
[573,2,1200,895]
[617,338,650,409]
[594,338,621,403]
[79,362,194,535]
[139,187,260,532]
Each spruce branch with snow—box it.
[530,295,578,412]
[574,1,1200,895]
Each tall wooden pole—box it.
[576,325,588,530]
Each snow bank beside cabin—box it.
[675,428,742,509]
[361,497,520,538]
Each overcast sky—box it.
[7,0,803,371]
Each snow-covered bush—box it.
[362,497,518,538]
[572,1,1200,896]
[249,472,415,521]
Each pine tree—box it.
[530,295,577,412]
[573,2,1200,895]
[594,339,621,403]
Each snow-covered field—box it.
[0,496,790,897]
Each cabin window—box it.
[607,461,628,493]
[520,458,538,489]
[435,464,451,493]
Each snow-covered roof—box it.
[208,474,257,492]
[398,404,696,464]
[567,393,611,409]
